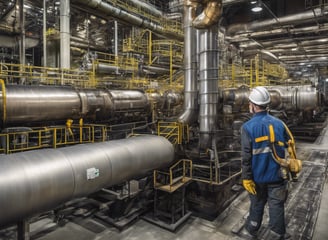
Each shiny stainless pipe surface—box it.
[178,0,198,124]
[221,85,319,112]
[0,85,81,124]
[198,27,219,149]
[72,0,183,41]
[0,85,149,126]
[0,135,174,226]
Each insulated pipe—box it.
[0,85,149,126]
[194,0,221,149]
[192,0,223,29]
[0,35,39,48]
[178,0,199,124]
[198,26,219,149]
[127,0,163,17]
[72,0,183,41]
[19,0,25,67]
[0,135,175,226]
[114,20,119,74]
[86,62,120,74]
[60,0,71,69]
[221,85,318,112]
[43,0,47,67]
[227,7,328,36]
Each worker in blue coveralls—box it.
[240,86,290,240]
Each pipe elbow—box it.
[178,109,198,125]
[193,0,223,29]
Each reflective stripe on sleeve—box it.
[252,146,271,155]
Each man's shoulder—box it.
[266,114,284,123]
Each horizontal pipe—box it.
[0,85,149,126]
[0,135,174,226]
[72,0,183,41]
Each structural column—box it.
[60,0,70,69]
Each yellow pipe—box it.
[0,79,6,125]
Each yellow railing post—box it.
[53,128,57,149]
[0,79,6,125]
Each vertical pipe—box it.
[19,0,25,67]
[198,27,219,149]
[19,0,26,85]
[178,0,198,124]
[43,0,47,67]
[60,0,70,69]
[170,42,173,85]
[114,20,119,74]
[148,31,152,65]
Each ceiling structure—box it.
[222,0,328,80]
[0,0,327,80]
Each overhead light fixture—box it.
[251,1,263,13]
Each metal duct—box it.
[108,90,149,112]
[70,36,108,51]
[86,62,120,74]
[0,85,149,126]
[198,27,219,149]
[142,65,172,75]
[227,7,328,36]
[1,85,81,124]
[222,85,319,112]
[268,85,318,112]
[0,35,39,48]
[19,0,25,67]
[0,135,175,226]
[60,0,71,69]
[72,0,183,41]
[227,24,328,41]
[127,0,163,17]
[240,37,328,50]
[178,0,199,124]
[192,0,223,29]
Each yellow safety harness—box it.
[268,122,302,181]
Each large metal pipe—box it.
[198,27,219,149]
[127,0,163,17]
[60,0,71,69]
[227,7,328,36]
[0,85,149,126]
[43,0,47,67]
[178,0,198,124]
[72,0,183,41]
[0,135,175,226]
[0,35,39,48]
[192,0,222,29]
[19,0,25,67]
[221,85,319,112]
[195,0,221,149]
[1,85,81,124]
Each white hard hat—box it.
[249,86,271,106]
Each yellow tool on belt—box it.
[269,123,302,181]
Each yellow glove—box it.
[242,179,257,195]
